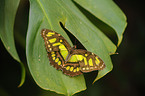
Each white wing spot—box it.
[49,48,52,51]
[82,67,85,70]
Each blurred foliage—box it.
[0,0,144,96]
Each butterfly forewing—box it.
[41,29,70,68]
[41,29,83,76]
[41,29,71,52]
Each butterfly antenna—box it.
[109,52,119,55]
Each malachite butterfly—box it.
[41,29,105,76]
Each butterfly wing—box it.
[41,29,105,76]
[62,62,83,77]
[41,29,71,68]
[41,29,72,53]
[41,29,83,76]
[67,49,106,73]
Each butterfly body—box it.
[41,29,105,76]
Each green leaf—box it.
[0,0,25,87]
[74,0,127,83]
[75,0,127,46]
[26,0,127,95]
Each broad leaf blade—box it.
[26,0,127,95]
[0,0,25,87]
[0,0,20,62]
[74,0,127,83]
[74,0,127,46]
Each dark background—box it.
[0,0,145,96]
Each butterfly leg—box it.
[64,47,76,63]
[64,53,72,63]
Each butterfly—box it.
[41,29,105,76]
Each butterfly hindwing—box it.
[62,63,83,77]
[48,51,83,76]
[67,49,105,73]
[47,51,64,70]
